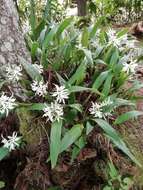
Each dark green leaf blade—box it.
[60,124,83,153]
[115,111,143,125]
[50,120,62,168]
[0,147,9,161]
[95,119,141,167]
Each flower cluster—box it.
[106,28,138,52]
[0,93,17,116]
[43,85,69,122]
[1,132,21,151]
[51,85,69,104]
[107,28,122,48]
[31,80,48,97]
[89,98,113,119]
[43,101,64,122]
[120,54,138,74]
[5,64,22,82]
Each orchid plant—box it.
[0,16,143,169]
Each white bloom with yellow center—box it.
[0,93,17,116]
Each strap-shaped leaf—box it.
[81,28,89,47]
[102,73,113,97]
[60,124,83,152]
[92,70,109,90]
[56,17,73,37]
[68,104,83,113]
[95,119,141,167]
[50,120,62,168]
[20,56,43,81]
[68,62,86,85]
[28,103,47,111]
[115,111,143,125]
[0,147,9,161]
[68,86,90,93]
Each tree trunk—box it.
[77,0,87,16]
[0,0,31,72]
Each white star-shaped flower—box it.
[52,85,69,104]
[31,80,48,97]
[89,102,103,119]
[107,28,129,50]
[1,132,21,151]
[89,98,113,119]
[122,59,137,74]
[0,93,17,116]
[5,64,22,82]
[43,101,63,122]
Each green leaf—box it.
[31,41,39,59]
[115,111,143,125]
[103,186,112,190]
[43,0,51,20]
[29,0,36,38]
[102,73,113,97]
[80,48,93,65]
[114,98,135,107]
[86,121,94,135]
[56,73,66,85]
[75,136,86,149]
[104,46,114,63]
[42,27,57,50]
[60,124,83,152]
[108,162,118,178]
[56,17,73,37]
[95,119,141,167]
[92,71,109,90]
[81,28,89,47]
[68,104,82,113]
[50,120,62,168]
[71,146,80,162]
[89,17,103,39]
[68,62,86,85]
[20,57,42,81]
[0,147,9,161]
[34,20,46,40]
[0,80,6,90]
[28,103,47,111]
[71,136,85,162]
[109,49,119,67]
[117,28,128,38]
[68,86,90,93]
[0,181,5,188]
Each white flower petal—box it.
[52,85,69,104]
[31,80,48,97]
[0,93,17,116]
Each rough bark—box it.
[77,0,87,16]
[0,0,31,72]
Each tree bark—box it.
[0,0,31,72]
[77,0,87,16]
